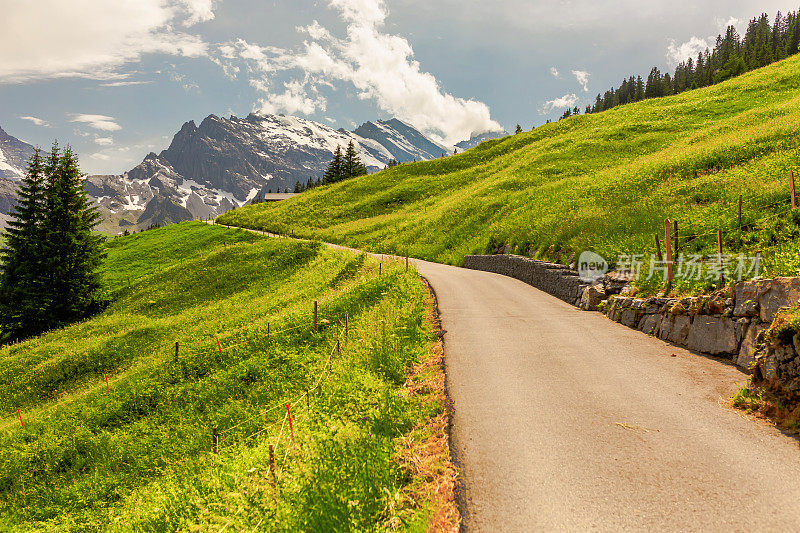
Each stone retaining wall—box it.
[463,254,800,394]
[604,278,800,392]
[463,255,589,306]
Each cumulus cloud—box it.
[542,93,579,113]
[214,0,501,145]
[550,67,560,78]
[19,116,50,127]
[69,114,122,132]
[0,0,213,83]
[666,35,711,66]
[179,0,216,25]
[572,70,590,92]
[94,137,114,146]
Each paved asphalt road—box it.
[413,259,800,532]
[213,224,800,530]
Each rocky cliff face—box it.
[86,113,454,233]
[353,118,449,162]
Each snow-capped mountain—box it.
[0,126,37,227]
[353,119,449,162]
[0,125,35,180]
[455,130,508,152]
[86,113,450,232]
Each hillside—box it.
[0,222,449,530]
[219,55,800,292]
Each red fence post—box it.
[216,337,223,356]
[17,409,24,429]
[286,404,295,445]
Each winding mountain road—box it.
[213,223,800,530]
[414,259,800,532]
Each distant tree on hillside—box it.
[515,124,523,134]
[323,146,344,184]
[323,142,367,184]
[0,143,106,343]
[343,141,367,179]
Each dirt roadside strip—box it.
[213,222,800,531]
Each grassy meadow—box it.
[219,55,800,294]
[0,222,446,531]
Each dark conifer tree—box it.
[342,141,367,179]
[0,149,48,340]
[39,145,105,330]
[323,145,344,183]
[1,144,105,341]
[515,124,523,134]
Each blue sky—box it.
[1,0,795,174]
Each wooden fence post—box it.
[654,234,663,262]
[212,427,218,454]
[313,301,318,331]
[664,219,673,283]
[405,250,409,271]
[174,341,179,362]
[791,170,797,209]
[737,195,743,228]
[717,230,725,286]
[269,445,277,486]
[345,311,349,339]
[673,220,678,253]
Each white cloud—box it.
[572,70,590,92]
[19,116,50,127]
[666,36,711,66]
[89,153,111,161]
[215,0,501,145]
[716,16,742,32]
[550,67,560,79]
[179,0,216,25]
[94,137,114,146]
[542,93,579,113]
[100,80,154,87]
[69,114,122,132]
[0,0,213,83]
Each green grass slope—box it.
[0,222,441,531]
[219,55,800,292]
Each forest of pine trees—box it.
[0,144,106,343]
[582,9,800,116]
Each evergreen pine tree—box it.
[39,145,106,330]
[323,146,343,183]
[0,149,48,341]
[515,124,523,134]
[342,141,367,179]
